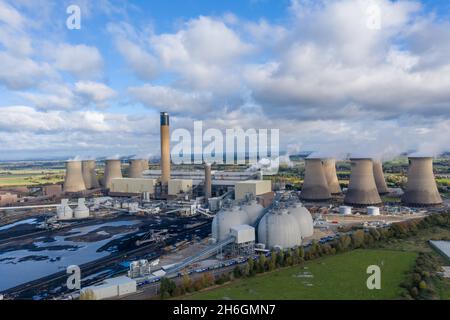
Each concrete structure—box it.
[339,205,352,215]
[42,184,62,197]
[160,112,171,185]
[429,241,450,261]
[82,160,100,189]
[129,159,148,178]
[110,178,156,195]
[257,209,302,249]
[373,160,389,195]
[103,159,123,190]
[402,157,442,206]
[235,180,272,201]
[322,158,342,195]
[300,158,331,201]
[344,158,382,206]
[74,198,89,219]
[0,192,18,206]
[57,199,73,220]
[204,163,212,202]
[212,207,245,241]
[168,179,193,196]
[230,225,255,244]
[367,206,380,216]
[288,203,314,237]
[241,200,264,226]
[81,276,137,300]
[63,161,86,193]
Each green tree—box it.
[351,230,365,249]
[160,277,176,299]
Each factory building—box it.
[80,276,136,300]
[168,179,193,196]
[103,159,123,190]
[322,158,342,195]
[235,180,272,201]
[230,225,256,256]
[82,160,100,189]
[373,160,389,195]
[402,157,442,206]
[128,159,148,179]
[63,161,86,193]
[257,209,302,249]
[0,192,18,206]
[42,184,62,197]
[344,158,382,206]
[110,178,156,196]
[300,158,331,201]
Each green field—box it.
[185,249,417,300]
[0,169,64,187]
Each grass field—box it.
[185,249,417,300]
[0,169,64,187]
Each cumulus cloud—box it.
[75,81,117,107]
[51,44,104,78]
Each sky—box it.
[0,0,450,160]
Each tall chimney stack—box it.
[402,157,442,206]
[322,158,342,195]
[160,112,171,185]
[300,158,331,201]
[344,158,382,206]
[64,160,86,193]
[373,160,389,195]
[204,163,212,202]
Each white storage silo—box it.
[257,209,302,249]
[211,206,245,241]
[288,203,314,237]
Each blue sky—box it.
[0,0,450,160]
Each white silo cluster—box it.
[74,198,90,219]
[57,199,73,220]
[56,198,90,220]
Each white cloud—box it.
[75,81,117,105]
[51,44,104,78]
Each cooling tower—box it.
[129,159,147,178]
[344,158,382,206]
[322,158,342,195]
[63,161,86,193]
[204,163,212,202]
[402,157,442,206]
[160,112,171,185]
[300,158,331,201]
[82,160,100,189]
[103,159,123,189]
[373,160,389,195]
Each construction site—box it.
[0,111,449,300]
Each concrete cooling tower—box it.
[373,160,389,195]
[82,160,100,189]
[344,158,382,206]
[402,157,442,206]
[103,159,123,189]
[322,158,342,195]
[160,112,171,185]
[300,158,331,201]
[63,161,86,193]
[129,159,148,178]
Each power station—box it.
[344,158,382,206]
[300,158,331,201]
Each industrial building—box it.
[63,161,86,193]
[373,160,389,195]
[322,158,342,195]
[168,179,193,196]
[344,158,382,206]
[300,158,331,201]
[234,180,272,201]
[110,178,156,196]
[0,192,18,206]
[81,276,136,300]
[402,157,442,206]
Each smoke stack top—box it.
[161,112,169,126]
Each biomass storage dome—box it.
[211,206,245,241]
[257,209,302,249]
[64,160,86,193]
[241,200,264,226]
[402,157,442,206]
[288,203,314,238]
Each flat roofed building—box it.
[168,179,193,196]
[230,224,255,244]
[0,192,18,206]
[110,178,156,195]
[235,180,272,201]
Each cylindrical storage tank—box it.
[339,206,352,215]
[322,158,342,195]
[74,198,89,219]
[129,159,147,178]
[288,203,314,237]
[103,159,123,189]
[211,207,245,241]
[257,209,302,249]
[367,206,380,216]
[241,200,264,226]
[57,199,73,220]
[373,160,389,195]
[401,157,442,206]
[160,112,171,185]
[344,158,382,206]
[300,158,331,201]
[63,161,86,193]
[204,163,212,202]
[82,160,100,189]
